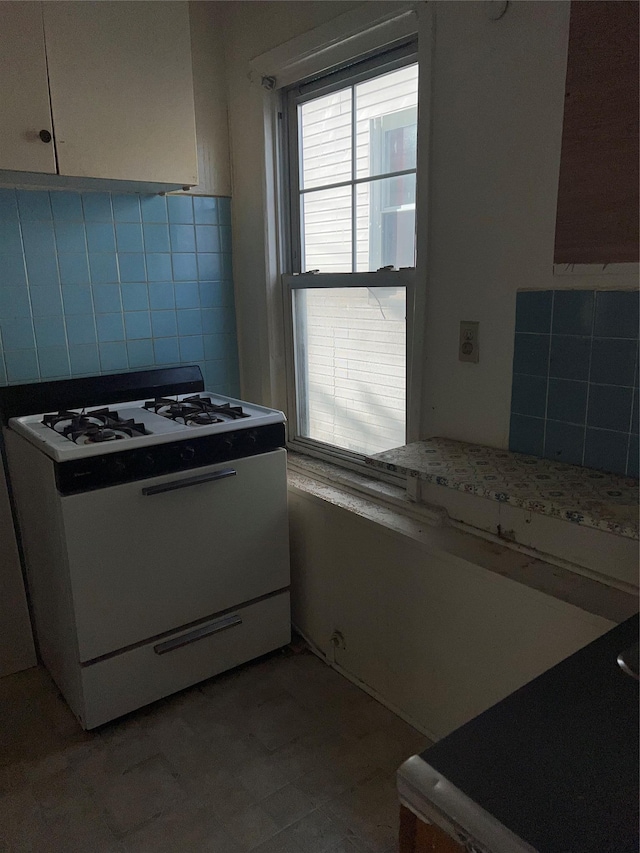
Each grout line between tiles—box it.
[624,344,638,476]
[541,291,554,459]
[580,291,597,467]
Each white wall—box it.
[419,0,635,446]
[221,0,637,443]
[289,485,615,740]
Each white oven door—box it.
[60,448,289,662]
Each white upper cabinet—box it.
[0,4,56,174]
[44,2,198,186]
[0,2,198,188]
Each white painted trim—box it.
[553,263,639,277]
[261,90,289,411]
[283,270,415,289]
[408,3,434,443]
[249,2,420,90]
[298,167,417,196]
[288,444,410,491]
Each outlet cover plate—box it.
[459,321,479,363]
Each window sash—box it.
[283,270,415,289]
[282,43,418,466]
[298,167,417,197]
[283,270,414,463]
[286,41,418,276]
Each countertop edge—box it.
[366,442,639,541]
[398,755,536,853]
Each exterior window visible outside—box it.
[285,52,418,458]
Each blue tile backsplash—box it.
[0,188,238,395]
[510,289,639,478]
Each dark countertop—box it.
[413,614,639,852]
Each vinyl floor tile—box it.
[327,839,380,853]
[260,782,316,829]
[41,790,124,853]
[122,799,240,853]
[297,763,359,810]
[247,693,323,751]
[271,730,340,781]
[0,645,428,852]
[186,766,254,820]
[234,751,298,800]
[0,787,48,848]
[251,833,306,853]
[287,806,353,852]
[220,801,280,849]
[325,773,399,851]
[91,754,189,837]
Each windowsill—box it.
[366,438,639,540]
[287,452,638,625]
[287,450,448,526]
[288,440,640,595]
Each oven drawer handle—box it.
[141,468,236,496]
[154,614,243,655]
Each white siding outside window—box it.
[299,64,418,273]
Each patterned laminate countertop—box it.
[366,438,639,540]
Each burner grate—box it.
[144,395,250,426]
[42,408,148,445]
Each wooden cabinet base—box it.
[399,804,465,853]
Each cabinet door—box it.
[43,1,198,185]
[0,3,56,174]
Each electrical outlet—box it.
[330,630,346,650]
[459,321,479,363]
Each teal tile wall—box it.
[0,189,239,395]
[510,289,639,478]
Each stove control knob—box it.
[222,434,235,449]
[142,453,156,471]
[246,430,258,446]
[179,445,195,462]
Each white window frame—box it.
[281,42,419,470]
[243,3,432,479]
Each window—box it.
[283,44,419,461]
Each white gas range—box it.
[0,367,291,729]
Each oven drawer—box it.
[79,591,290,729]
[61,448,289,661]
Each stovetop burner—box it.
[42,408,149,445]
[5,367,286,466]
[144,395,250,426]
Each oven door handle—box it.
[141,468,236,496]
[154,614,243,655]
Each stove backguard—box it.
[0,366,204,425]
